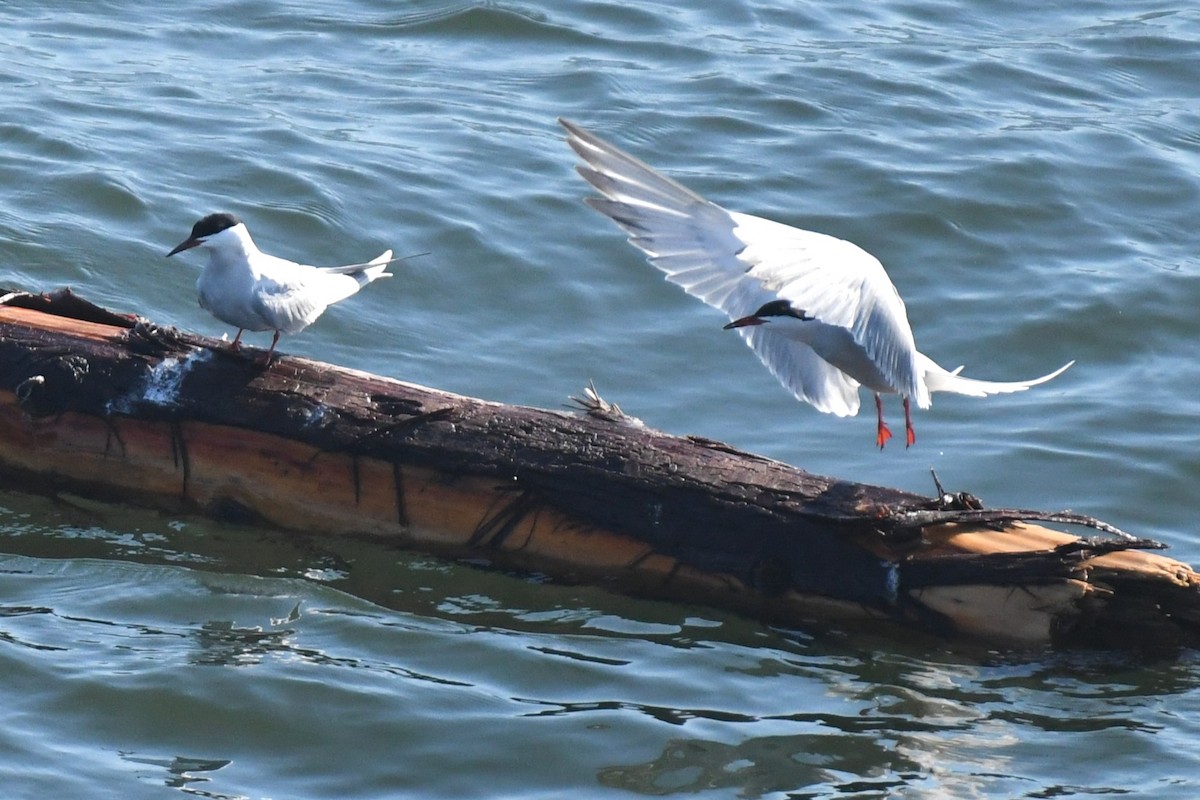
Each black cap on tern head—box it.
[189,212,242,239]
[723,299,813,329]
[166,212,243,257]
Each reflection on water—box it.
[193,619,296,668]
[600,733,921,797]
[120,753,234,796]
[596,653,1196,797]
[0,491,1196,798]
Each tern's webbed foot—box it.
[876,422,893,450]
[874,393,892,450]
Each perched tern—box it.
[166,212,393,363]
[561,119,1073,448]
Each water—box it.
[1,1,1200,796]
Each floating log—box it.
[0,287,1197,650]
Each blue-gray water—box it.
[2,1,1200,797]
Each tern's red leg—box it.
[229,328,245,351]
[874,393,892,449]
[903,396,915,448]
[257,330,281,367]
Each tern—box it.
[166,212,393,363]
[561,119,1073,448]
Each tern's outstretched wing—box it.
[561,118,923,415]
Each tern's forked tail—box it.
[349,250,394,287]
[917,352,1074,400]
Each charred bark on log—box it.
[0,288,1197,650]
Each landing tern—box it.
[561,118,1073,448]
[166,212,393,364]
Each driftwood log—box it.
[0,288,1197,650]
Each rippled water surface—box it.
[2,1,1200,797]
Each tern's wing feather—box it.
[730,213,926,407]
[742,321,863,416]
[250,250,392,334]
[562,118,923,411]
[250,275,331,334]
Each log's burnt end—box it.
[1,287,1199,650]
[0,288,140,329]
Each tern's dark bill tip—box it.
[166,238,200,257]
[723,316,765,329]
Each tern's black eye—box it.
[752,299,808,319]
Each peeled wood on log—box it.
[0,288,1198,650]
